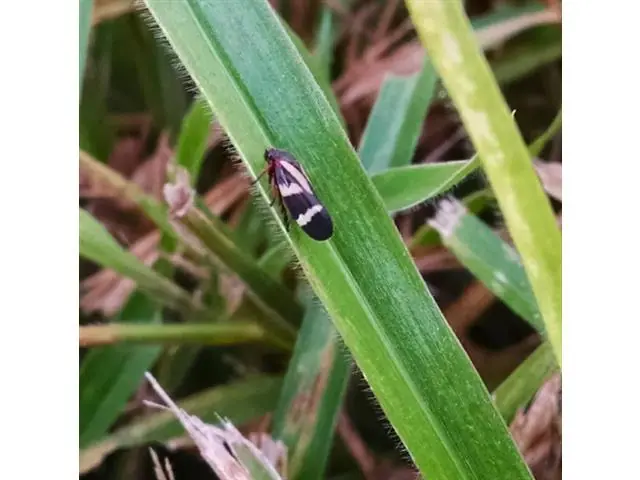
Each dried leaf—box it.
[144,372,285,480]
[533,160,562,201]
[510,373,562,480]
[163,167,195,218]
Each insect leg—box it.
[251,166,269,185]
[279,198,290,231]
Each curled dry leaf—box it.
[510,373,562,480]
[533,160,562,201]
[163,167,195,218]
[144,372,285,480]
[336,7,560,108]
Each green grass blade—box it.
[80,375,284,474]
[80,23,114,161]
[258,241,295,279]
[493,30,562,86]
[411,190,494,248]
[283,22,343,122]
[80,321,293,351]
[180,208,300,337]
[358,59,438,173]
[80,151,301,331]
[79,209,198,312]
[271,291,351,479]
[80,151,174,232]
[175,96,213,180]
[148,97,213,392]
[80,294,162,447]
[407,0,562,366]
[120,14,187,136]
[429,200,544,332]
[493,342,558,424]
[142,1,532,477]
[79,0,94,86]
[529,108,562,157]
[373,157,480,213]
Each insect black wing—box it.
[274,164,333,241]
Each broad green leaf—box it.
[408,0,561,368]
[372,157,481,213]
[271,290,351,479]
[80,375,283,474]
[175,96,213,181]
[493,342,558,423]
[79,209,197,312]
[142,1,531,477]
[359,59,438,174]
[79,0,94,86]
[429,200,544,332]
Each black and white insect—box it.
[253,148,333,241]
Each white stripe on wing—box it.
[277,182,304,197]
[296,204,324,226]
[280,160,313,194]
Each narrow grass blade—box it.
[80,151,173,232]
[180,208,300,337]
[79,321,293,351]
[80,23,114,161]
[235,200,268,255]
[493,342,558,423]
[529,108,562,157]
[79,0,94,86]
[271,291,351,479]
[471,2,558,51]
[284,22,343,121]
[80,294,162,447]
[372,157,481,213]
[80,151,301,331]
[80,375,284,474]
[80,209,198,312]
[429,199,544,332]
[259,241,295,279]
[142,1,532,477]
[119,14,187,136]
[148,96,213,393]
[411,190,494,248]
[493,30,562,86]
[358,59,438,174]
[175,96,213,180]
[407,0,562,366]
